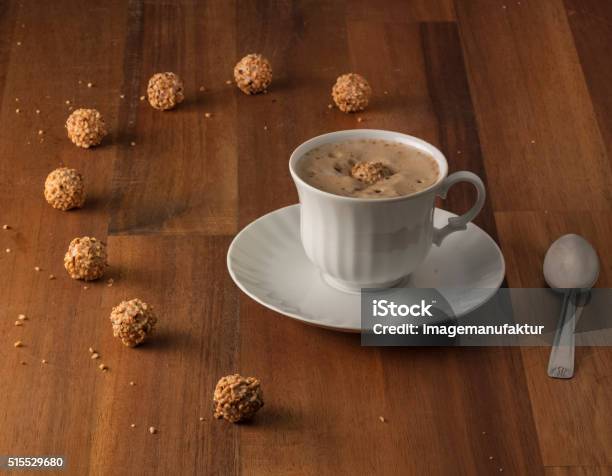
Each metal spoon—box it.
[543,234,599,379]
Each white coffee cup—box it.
[289,129,486,293]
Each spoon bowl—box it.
[543,234,599,290]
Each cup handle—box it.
[433,171,486,246]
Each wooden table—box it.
[1,0,611,474]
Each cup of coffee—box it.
[289,129,486,293]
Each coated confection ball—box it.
[44,167,85,211]
[213,374,263,423]
[233,54,273,95]
[351,161,392,185]
[332,73,372,113]
[66,108,107,148]
[64,236,107,281]
[110,298,157,347]
[147,72,184,110]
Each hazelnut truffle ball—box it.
[66,108,107,148]
[332,73,372,113]
[64,236,107,281]
[44,167,85,211]
[351,161,392,185]
[147,72,184,110]
[110,298,157,347]
[213,374,263,423]
[233,54,273,95]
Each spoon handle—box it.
[548,289,577,379]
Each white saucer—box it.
[227,205,505,332]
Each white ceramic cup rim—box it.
[289,129,449,203]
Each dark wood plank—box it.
[0,2,237,475]
[495,211,612,467]
[348,0,456,22]
[565,1,612,192]
[545,467,612,476]
[565,0,612,165]
[456,0,612,213]
[94,235,238,476]
[0,1,16,102]
[236,1,347,227]
[2,234,237,476]
[109,0,238,236]
[457,0,612,470]
[0,0,131,472]
[560,5,612,467]
[420,21,497,237]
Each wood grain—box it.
[348,0,456,22]
[456,0,612,470]
[420,21,497,236]
[1,0,611,474]
[109,0,238,236]
[94,235,239,476]
[0,1,131,474]
[496,211,612,467]
[456,0,612,212]
[565,0,612,194]
[545,467,612,476]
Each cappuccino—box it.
[297,139,439,198]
